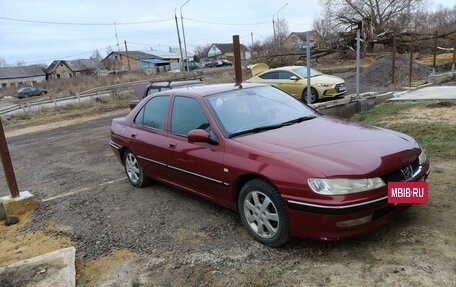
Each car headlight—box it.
[316,83,332,88]
[418,148,427,165]
[307,178,386,195]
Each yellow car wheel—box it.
[302,88,318,104]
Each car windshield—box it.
[291,67,322,78]
[205,86,318,138]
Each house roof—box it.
[141,59,171,65]
[66,59,101,72]
[211,43,249,53]
[287,31,319,41]
[46,59,102,73]
[109,51,161,60]
[0,65,45,80]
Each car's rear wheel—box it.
[123,149,149,187]
[302,87,318,104]
[238,179,290,247]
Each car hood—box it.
[234,116,419,178]
[310,74,345,84]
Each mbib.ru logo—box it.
[388,182,428,204]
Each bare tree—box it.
[91,50,102,60]
[106,45,113,56]
[0,57,7,67]
[15,60,26,67]
[322,0,426,52]
[193,44,211,61]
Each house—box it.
[101,51,170,73]
[207,43,251,61]
[0,65,46,90]
[46,59,102,80]
[152,47,195,71]
[283,31,323,52]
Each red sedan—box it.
[109,83,430,247]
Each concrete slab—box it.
[0,190,34,202]
[0,247,76,287]
[389,86,456,101]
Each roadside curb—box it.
[0,247,76,287]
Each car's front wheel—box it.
[302,87,318,104]
[123,149,149,187]
[238,179,290,247]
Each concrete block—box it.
[0,190,34,203]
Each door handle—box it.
[168,142,176,149]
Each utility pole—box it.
[251,32,254,53]
[124,41,131,71]
[273,18,276,39]
[392,32,396,85]
[180,0,190,70]
[174,11,185,71]
[356,28,360,96]
[114,22,120,52]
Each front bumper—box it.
[286,162,430,241]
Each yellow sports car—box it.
[246,63,347,103]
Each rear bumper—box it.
[108,140,123,163]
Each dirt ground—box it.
[0,96,455,286]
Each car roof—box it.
[151,82,267,98]
[267,66,307,72]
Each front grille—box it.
[335,83,346,92]
[381,158,420,183]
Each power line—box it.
[184,18,270,26]
[0,16,271,27]
[0,16,173,26]
[22,46,116,64]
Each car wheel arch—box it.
[237,177,290,246]
[233,174,281,212]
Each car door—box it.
[278,71,304,97]
[258,70,302,97]
[128,95,170,180]
[163,96,229,205]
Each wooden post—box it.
[0,117,20,198]
[409,33,414,88]
[124,41,131,71]
[392,32,396,85]
[433,30,438,73]
[232,35,242,84]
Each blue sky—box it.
[0,0,454,65]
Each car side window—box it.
[279,71,295,80]
[171,96,209,136]
[259,71,279,80]
[134,95,169,130]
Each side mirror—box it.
[187,129,210,143]
[289,75,300,81]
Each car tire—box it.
[123,149,149,187]
[302,88,318,104]
[238,179,290,247]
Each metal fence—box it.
[0,80,142,116]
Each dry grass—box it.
[416,52,455,65]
